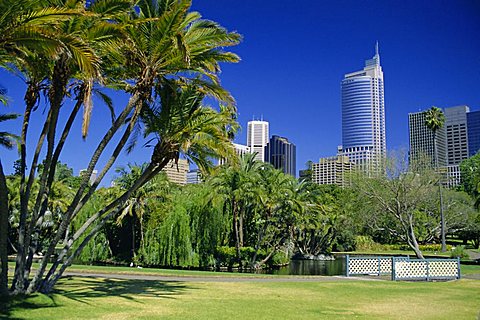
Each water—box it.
[262,257,346,276]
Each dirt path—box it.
[63,271,381,282]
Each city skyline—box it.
[1,1,479,181]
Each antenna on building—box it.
[261,114,263,121]
[375,41,379,56]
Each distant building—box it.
[79,169,98,185]
[247,120,269,162]
[445,105,469,165]
[341,43,386,175]
[233,143,252,157]
[187,169,202,184]
[162,159,189,185]
[467,110,480,156]
[218,143,252,165]
[408,110,447,167]
[264,135,296,176]
[312,155,353,187]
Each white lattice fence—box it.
[346,256,409,276]
[392,258,460,281]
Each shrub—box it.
[450,245,470,259]
[354,235,385,251]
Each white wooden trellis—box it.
[345,255,461,281]
[346,255,409,276]
[392,258,461,281]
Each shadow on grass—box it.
[56,275,192,303]
[0,276,194,320]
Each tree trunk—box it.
[433,131,446,252]
[232,200,242,269]
[0,159,9,296]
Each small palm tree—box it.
[424,106,446,252]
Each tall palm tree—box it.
[41,79,238,292]
[0,113,19,295]
[424,106,446,252]
[210,153,262,268]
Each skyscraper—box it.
[467,110,480,156]
[247,120,269,162]
[312,155,353,187]
[264,135,296,176]
[341,43,386,174]
[445,105,469,165]
[408,110,447,167]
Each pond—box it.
[261,256,347,276]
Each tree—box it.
[460,152,480,208]
[0,113,19,295]
[424,106,446,252]
[210,153,261,268]
[352,154,443,259]
[1,0,240,295]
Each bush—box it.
[354,235,385,251]
[450,245,470,259]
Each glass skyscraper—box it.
[264,135,296,177]
[341,43,386,174]
[467,110,480,157]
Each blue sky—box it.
[1,0,480,181]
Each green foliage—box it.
[354,235,385,251]
[450,245,469,259]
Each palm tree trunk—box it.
[232,200,242,269]
[24,92,84,281]
[0,159,9,295]
[27,91,143,294]
[433,131,446,252]
[40,161,166,293]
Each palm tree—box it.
[42,78,238,292]
[0,113,19,295]
[424,106,446,252]
[113,164,170,263]
[210,153,262,268]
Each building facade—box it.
[187,169,202,184]
[162,159,189,185]
[445,105,470,165]
[264,135,296,176]
[247,120,269,162]
[408,111,447,167]
[312,155,353,187]
[467,110,480,156]
[341,43,386,175]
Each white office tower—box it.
[341,43,386,175]
[247,120,269,162]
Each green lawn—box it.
[1,276,479,320]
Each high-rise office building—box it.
[187,169,202,184]
[264,135,296,176]
[312,155,353,187]
[341,43,386,175]
[467,110,480,156]
[408,110,447,167]
[445,105,470,165]
[247,120,269,162]
[162,159,189,185]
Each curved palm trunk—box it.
[41,160,168,293]
[0,159,9,295]
[24,93,84,281]
[28,92,143,294]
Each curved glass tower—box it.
[341,43,386,174]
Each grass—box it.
[1,275,479,320]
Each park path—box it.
[63,271,380,283]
